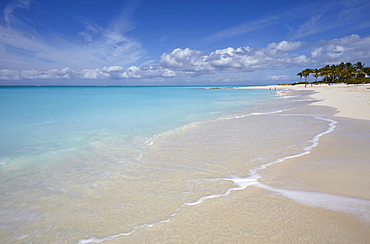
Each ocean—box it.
[0,86,333,243]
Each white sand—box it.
[237,83,370,120]
[288,84,370,120]
[119,84,370,243]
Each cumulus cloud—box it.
[1,35,370,82]
[267,41,303,51]
[160,40,305,74]
[0,67,76,80]
[0,65,177,80]
[160,48,209,72]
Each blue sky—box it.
[1,0,370,85]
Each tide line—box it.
[76,113,340,244]
[76,176,257,244]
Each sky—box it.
[1,0,370,86]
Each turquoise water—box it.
[0,86,330,243]
[1,87,275,160]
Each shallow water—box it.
[0,86,332,243]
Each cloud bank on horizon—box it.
[1,0,370,85]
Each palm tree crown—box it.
[296,62,370,84]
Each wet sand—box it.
[2,85,369,243]
[261,84,370,199]
[105,85,370,243]
[258,84,370,242]
[115,186,369,243]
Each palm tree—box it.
[354,62,366,78]
[342,66,356,80]
[302,68,312,83]
[345,62,353,69]
[337,62,346,80]
[356,69,367,79]
[354,62,364,71]
[363,67,370,77]
[296,61,370,84]
[312,68,320,82]
[329,65,339,82]
[313,73,320,82]
[296,72,303,82]
[319,65,330,83]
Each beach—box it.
[2,0,370,242]
[1,85,370,243]
[260,84,370,199]
[114,84,370,243]
[245,84,370,242]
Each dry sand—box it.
[257,84,370,242]
[263,84,370,197]
[2,85,369,243]
[280,83,370,120]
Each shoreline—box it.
[261,84,370,197]
[108,85,370,243]
[237,83,370,120]
[2,85,369,243]
[92,85,370,243]
[256,84,370,237]
[256,83,370,198]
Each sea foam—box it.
[76,113,342,243]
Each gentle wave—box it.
[77,113,343,244]
[0,157,10,166]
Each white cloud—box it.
[267,41,303,51]
[0,0,144,70]
[159,40,305,75]
[202,0,370,45]
[2,39,294,80]
[265,75,291,81]
[0,67,75,80]
[3,0,31,30]
[202,16,280,44]
[77,69,108,80]
[311,47,323,58]
[311,34,370,64]
[1,35,370,82]
[288,0,370,40]
[160,48,210,71]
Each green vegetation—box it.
[284,62,370,85]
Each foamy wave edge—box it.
[77,113,370,244]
